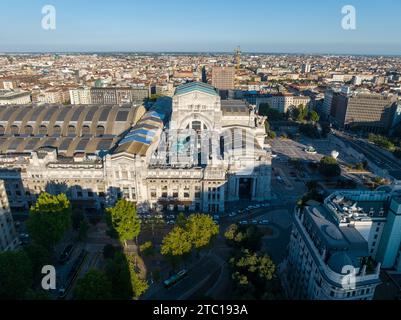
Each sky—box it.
[0,0,400,55]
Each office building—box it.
[212,66,235,91]
[330,91,397,133]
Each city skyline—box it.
[1,0,401,55]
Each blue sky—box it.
[0,0,400,54]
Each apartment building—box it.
[0,180,18,252]
[0,90,32,105]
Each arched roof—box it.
[0,104,146,155]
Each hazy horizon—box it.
[1,0,400,55]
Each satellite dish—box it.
[331,150,339,160]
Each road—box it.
[145,253,222,300]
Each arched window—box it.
[192,121,202,132]
[96,125,105,137]
[81,125,91,136]
[39,125,47,135]
[68,125,76,136]
[0,126,4,135]
[53,125,61,136]
[10,125,19,135]
[24,125,34,135]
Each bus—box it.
[163,270,188,289]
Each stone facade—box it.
[0,82,272,215]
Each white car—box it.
[239,221,248,225]
[229,212,237,217]
[213,215,220,220]
[259,220,270,225]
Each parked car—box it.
[213,215,220,220]
[229,212,237,217]
[59,244,74,264]
[251,220,258,225]
[239,221,248,225]
[259,220,270,225]
[19,233,30,245]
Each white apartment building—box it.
[69,88,92,105]
[256,94,311,114]
[0,90,31,105]
[281,203,381,300]
[37,90,69,104]
[0,180,18,252]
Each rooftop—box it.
[324,190,392,224]
[174,82,219,97]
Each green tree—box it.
[309,110,320,122]
[224,224,242,242]
[24,243,51,283]
[0,250,33,299]
[176,212,187,228]
[319,156,341,177]
[186,214,219,250]
[106,199,141,246]
[264,120,270,132]
[224,224,262,249]
[105,252,132,299]
[161,226,192,257]
[139,241,154,256]
[368,134,395,151]
[259,103,284,121]
[74,269,112,300]
[229,249,278,300]
[128,255,149,299]
[27,193,72,249]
